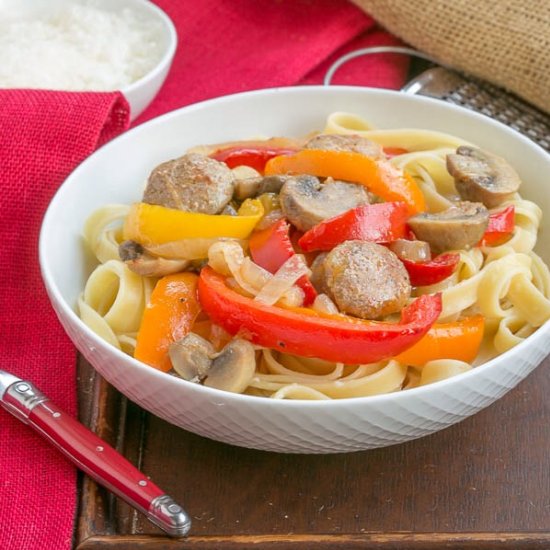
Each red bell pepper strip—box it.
[400,253,460,287]
[249,219,317,305]
[198,267,442,364]
[211,146,298,172]
[298,202,409,253]
[479,205,515,246]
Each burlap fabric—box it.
[352,0,550,114]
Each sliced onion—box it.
[277,286,305,308]
[208,241,272,295]
[312,293,339,314]
[146,238,246,260]
[208,241,308,306]
[240,257,272,289]
[389,239,431,262]
[255,255,309,306]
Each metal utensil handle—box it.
[323,46,441,87]
[1,379,191,537]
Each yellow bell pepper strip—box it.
[198,266,442,364]
[123,198,264,246]
[394,315,485,367]
[265,149,425,215]
[134,272,201,372]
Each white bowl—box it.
[39,86,550,453]
[1,0,177,121]
[117,0,177,120]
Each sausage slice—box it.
[447,146,521,208]
[319,241,411,320]
[408,201,489,255]
[304,133,383,159]
[143,153,235,214]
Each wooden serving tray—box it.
[75,353,550,549]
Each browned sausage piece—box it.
[143,153,234,214]
[280,175,370,232]
[447,146,521,208]
[408,201,489,255]
[319,241,411,320]
[304,133,383,159]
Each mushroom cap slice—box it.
[143,153,235,214]
[119,240,189,277]
[204,339,256,393]
[447,146,521,208]
[234,174,291,200]
[280,175,370,232]
[408,201,489,255]
[304,133,383,159]
[169,333,216,383]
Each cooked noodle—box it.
[79,112,550,399]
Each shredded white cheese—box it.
[0,1,165,91]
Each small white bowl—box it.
[39,86,550,453]
[1,0,177,120]
[116,0,177,120]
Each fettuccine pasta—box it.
[79,111,550,399]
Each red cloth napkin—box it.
[0,2,408,549]
[0,90,130,550]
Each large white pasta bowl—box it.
[39,86,550,453]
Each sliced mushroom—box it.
[279,175,370,232]
[143,153,235,214]
[447,146,521,208]
[169,333,216,382]
[221,203,238,216]
[309,252,328,292]
[234,174,291,200]
[119,240,189,277]
[204,339,256,393]
[407,201,489,255]
[304,133,383,159]
[320,241,411,320]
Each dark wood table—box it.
[75,352,550,549]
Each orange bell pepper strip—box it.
[134,272,201,372]
[198,266,441,364]
[394,315,485,367]
[265,149,425,215]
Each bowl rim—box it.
[39,84,550,409]
[119,0,178,96]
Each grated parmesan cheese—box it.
[0,1,165,91]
